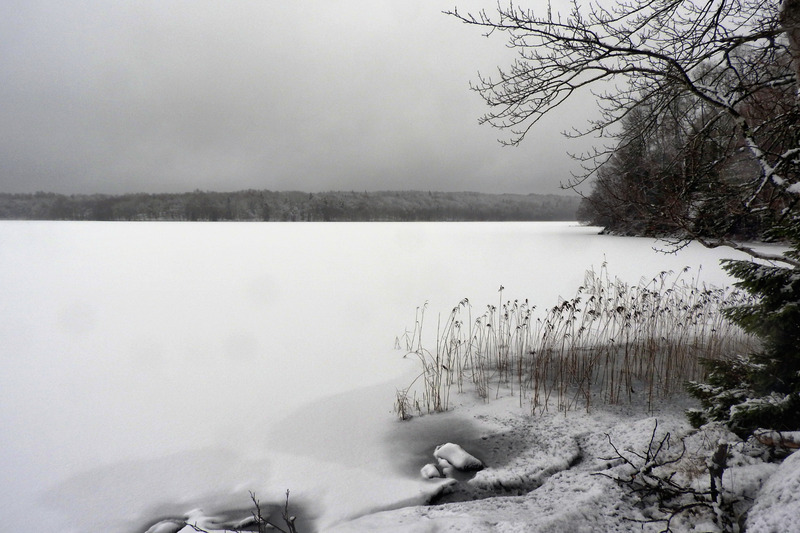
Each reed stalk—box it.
[396,264,759,418]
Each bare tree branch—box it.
[449,0,800,263]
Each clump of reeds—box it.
[395,264,759,419]
[395,301,469,416]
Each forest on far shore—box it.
[0,190,580,222]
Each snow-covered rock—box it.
[437,457,456,478]
[746,449,800,532]
[143,519,185,533]
[420,463,443,479]
[433,443,484,471]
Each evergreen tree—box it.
[686,221,800,438]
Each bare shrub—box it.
[186,490,298,533]
[596,421,736,532]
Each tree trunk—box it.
[781,0,800,93]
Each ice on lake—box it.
[0,221,769,532]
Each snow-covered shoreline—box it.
[137,386,797,533]
[325,393,796,533]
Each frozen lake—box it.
[0,221,766,532]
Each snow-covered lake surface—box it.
[0,221,777,532]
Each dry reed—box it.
[396,264,758,418]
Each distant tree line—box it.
[0,190,580,222]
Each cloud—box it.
[0,0,598,195]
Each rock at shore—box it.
[434,443,484,472]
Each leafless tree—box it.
[448,0,800,266]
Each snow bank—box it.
[326,397,693,532]
[325,394,800,533]
[747,449,800,532]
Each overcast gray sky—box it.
[0,0,600,195]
